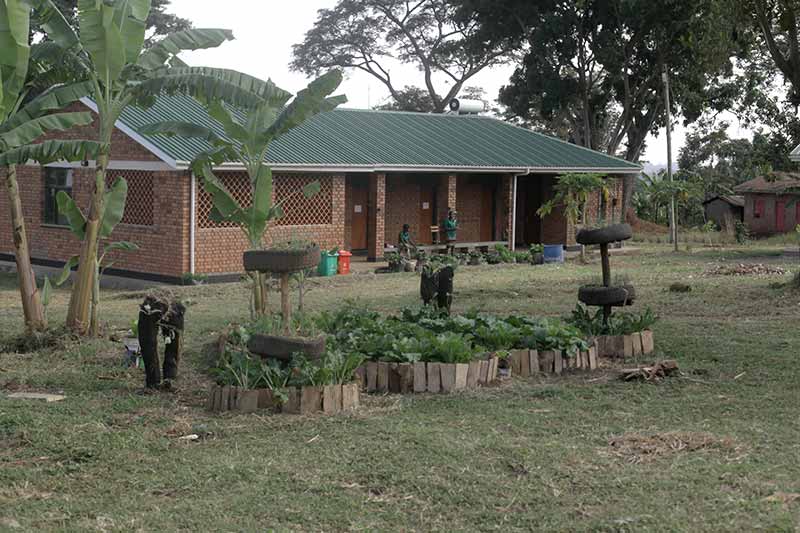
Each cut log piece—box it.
[282,387,301,414]
[377,362,390,393]
[206,386,218,411]
[220,386,231,411]
[632,333,643,357]
[237,390,259,413]
[529,350,540,375]
[300,386,323,415]
[397,363,414,393]
[258,389,274,410]
[454,364,469,390]
[388,363,401,393]
[478,360,489,384]
[518,350,531,377]
[427,362,441,393]
[413,362,427,393]
[539,351,555,374]
[588,345,598,369]
[510,351,523,375]
[440,364,457,393]
[342,383,360,410]
[354,366,366,390]
[619,360,679,381]
[323,384,342,414]
[623,335,634,358]
[366,362,378,392]
[641,330,655,354]
[467,361,481,388]
[553,352,563,375]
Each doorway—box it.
[348,176,369,250]
[419,185,437,244]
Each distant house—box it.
[702,195,744,230]
[734,172,800,236]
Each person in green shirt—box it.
[398,223,416,258]
[443,210,458,255]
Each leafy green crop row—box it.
[565,304,658,337]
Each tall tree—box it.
[291,0,512,113]
[0,1,99,332]
[33,0,270,335]
[747,0,800,104]
[459,0,740,219]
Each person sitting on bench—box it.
[398,224,417,258]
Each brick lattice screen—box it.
[198,172,333,228]
[106,170,154,226]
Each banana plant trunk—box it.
[90,259,101,337]
[67,152,109,334]
[3,165,46,332]
[251,271,268,319]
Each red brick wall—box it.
[0,164,192,277]
[195,173,346,274]
[384,175,422,245]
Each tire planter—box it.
[596,330,655,359]
[578,285,636,307]
[206,383,360,415]
[243,244,321,273]
[247,334,326,361]
[531,252,545,265]
[575,223,633,246]
[357,355,500,394]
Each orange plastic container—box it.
[337,250,352,275]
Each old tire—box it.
[243,244,321,273]
[578,285,636,307]
[247,334,326,361]
[575,224,633,245]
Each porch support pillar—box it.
[503,174,514,249]
[368,172,386,262]
[437,174,457,229]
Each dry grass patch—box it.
[605,431,744,464]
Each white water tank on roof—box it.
[448,98,487,115]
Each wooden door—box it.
[419,186,435,244]
[480,184,495,242]
[351,185,369,250]
[776,199,786,233]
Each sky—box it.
[167,0,754,168]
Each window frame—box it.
[42,167,74,227]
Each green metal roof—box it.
[111,93,641,173]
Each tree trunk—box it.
[2,165,46,332]
[89,260,100,337]
[67,152,109,334]
[251,271,267,319]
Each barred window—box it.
[198,172,332,228]
[106,170,154,226]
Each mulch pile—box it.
[704,263,788,277]
[606,432,742,464]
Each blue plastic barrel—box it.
[543,244,565,264]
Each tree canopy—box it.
[291,0,512,113]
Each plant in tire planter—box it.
[140,70,347,319]
[529,244,545,265]
[246,312,326,361]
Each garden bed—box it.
[206,382,360,415]
[595,330,655,359]
[507,346,599,376]
[356,355,500,394]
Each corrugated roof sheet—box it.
[115,93,641,172]
[734,172,800,194]
[702,195,744,207]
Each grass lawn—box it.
[1,245,799,531]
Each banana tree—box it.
[139,70,346,319]
[33,0,279,334]
[48,180,137,335]
[538,173,609,262]
[0,0,100,332]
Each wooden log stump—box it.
[237,390,259,413]
[454,364,469,390]
[377,362,390,392]
[220,386,231,411]
[388,363,401,393]
[641,330,655,354]
[510,351,523,375]
[323,385,342,414]
[161,301,186,381]
[517,350,531,377]
[300,386,323,415]
[478,360,489,384]
[440,364,457,392]
[282,388,301,414]
[539,351,555,373]
[258,389,275,410]
[623,335,634,358]
[397,363,414,393]
[553,351,563,375]
[467,361,481,388]
[342,383,360,410]
[354,366,367,390]
[426,363,441,393]
[413,362,427,393]
[529,350,540,375]
[206,385,218,411]
[632,333,643,357]
[588,344,598,369]
[366,362,378,392]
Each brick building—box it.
[0,94,640,282]
[734,173,800,236]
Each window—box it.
[43,167,74,226]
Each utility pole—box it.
[662,64,678,252]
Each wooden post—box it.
[138,296,166,389]
[413,362,427,393]
[281,273,291,334]
[161,301,185,381]
[427,363,441,393]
